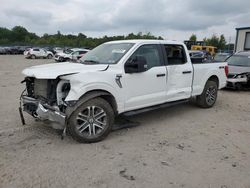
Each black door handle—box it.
[156,74,166,77]
[182,71,192,74]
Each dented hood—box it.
[22,62,109,79]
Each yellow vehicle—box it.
[191,45,217,56]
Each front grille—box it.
[25,77,58,104]
[34,79,48,98]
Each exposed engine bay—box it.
[20,77,71,129]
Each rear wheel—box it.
[68,98,114,143]
[47,54,53,59]
[59,57,64,62]
[31,54,36,59]
[196,80,218,108]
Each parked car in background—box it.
[3,47,12,54]
[226,51,250,89]
[214,53,231,62]
[189,50,212,63]
[0,47,7,54]
[43,47,56,55]
[55,48,89,62]
[53,47,64,54]
[17,46,29,54]
[10,46,20,54]
[24,48,54,59]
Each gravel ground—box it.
[0,55,250,188]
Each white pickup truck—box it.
[20,40,228,143]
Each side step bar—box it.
[123,99,189,116]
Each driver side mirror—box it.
[125,56,147,73]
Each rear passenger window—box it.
[164,45,187,65]
[129,44,162,69]
[79,51,87,55]
[33,49,39,51]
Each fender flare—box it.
[65,90,117,122]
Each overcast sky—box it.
[0,0,249,42]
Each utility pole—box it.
[228,36,231,52]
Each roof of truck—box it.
[106,39,185,46]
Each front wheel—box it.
[196,80,218,108]
[59,57,64,62]
[68,98,114,143]
[31,54,36,59]
[47,54,53,59]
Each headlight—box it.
[236,74,247,79]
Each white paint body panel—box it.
[22,40,227,114]
[24,49,53,58]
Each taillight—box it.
[224,65,229,77]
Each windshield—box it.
[64,49,73,54]
[214,54,229,62]
[80,43,134,64]
[227,55,250,67]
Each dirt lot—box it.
[0,55,250,188]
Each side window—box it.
[79,51,87,55]
[73,51,79,56]
[33,49,39,51]
[164,45,187,65]
[129,44,162,69]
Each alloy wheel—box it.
[205,86,217,105]
[75,106,107,137]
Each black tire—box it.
[59,57,64,62]
[68,98,114,143]
[47,54,53,59]
[31,54,36,59]
[235,83,242,90]
[196,80,218,108]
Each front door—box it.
[123,44,167,111]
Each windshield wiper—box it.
[83,60,100,64]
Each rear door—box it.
[32,49,40,56]
[40,49,46,57]
[71,51,79,61]
[123,44,167,111]
[162,44,193,101]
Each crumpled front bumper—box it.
[21,96,66,129]
[226,77,248,89]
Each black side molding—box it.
[123,99,189,116]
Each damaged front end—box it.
[227,72,250,89]
[20,77,71,130]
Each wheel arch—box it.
[207,75,219,87]
[65,89,118,119]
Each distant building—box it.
[235,27,250,52]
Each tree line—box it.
[0,26,163,48]
[0,25,230,50]
[189,33,229,50]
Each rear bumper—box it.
[22,96,66,128]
